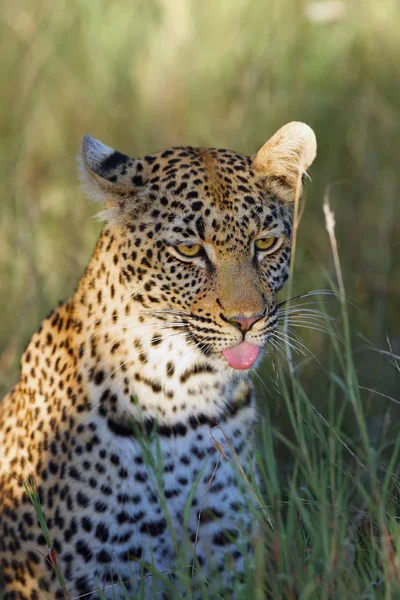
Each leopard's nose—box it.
[228,311,265,333]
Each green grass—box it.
[1,0,400,598]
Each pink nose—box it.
[228,312,265,332]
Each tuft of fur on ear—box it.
[252,122,317,202]
[78,135,147,220]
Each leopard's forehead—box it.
[128,146,292,247]
[141,146,257,206]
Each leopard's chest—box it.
[57,405,256,588]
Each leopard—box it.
[0,122,316,599]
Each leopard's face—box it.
[80,123,315,370]
[117,149,293,370]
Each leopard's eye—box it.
[254,237,280,252]
[175,244,202,258]
[255,237,278,252]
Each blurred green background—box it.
[1,0,399,427]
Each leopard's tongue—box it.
[222,342,260,370]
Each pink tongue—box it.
[222,342,260,370]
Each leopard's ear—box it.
[79,135,147,212]
[252,122,317,202]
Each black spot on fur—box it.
[101,151,129,172]
[94,370,105,385]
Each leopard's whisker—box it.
[285,323,335,336]
[278,317,333,330]
[277,328,315,351]
[276,328,327,371]
[277,307,335,320]
[279,320,342,341]
[277,289,338,307]
[279,318,333,331]
[277,313,335,326]
[270,331,308,356]
[267,337,288,361]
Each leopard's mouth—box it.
[221,341,260,370]
[183,316,279,371]
[185,322,274,370]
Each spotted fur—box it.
[0,122,316,599]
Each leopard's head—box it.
[80,123,316,371]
